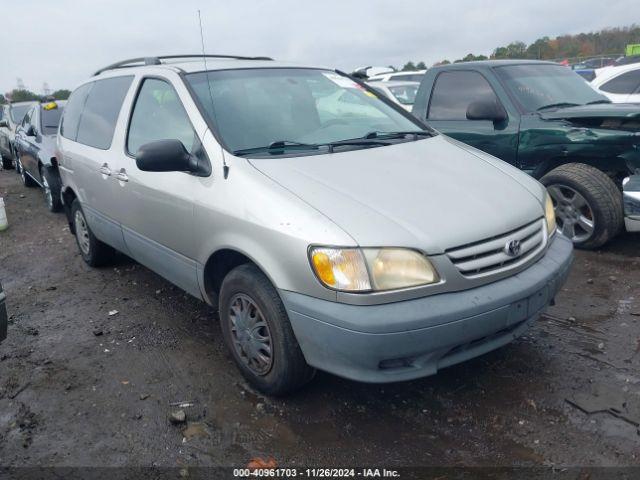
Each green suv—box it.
[412,60,640,248]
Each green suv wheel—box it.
[541,163,623,249]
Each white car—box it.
[368,70,427,83]
[368,81,420,111]
[591,63,640,103]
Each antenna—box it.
[198,10,229,179]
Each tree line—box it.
[0,89,71,105]
[396,24,640,71]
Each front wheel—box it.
[1,155,12,170]
[541,163,623,249]
[18,157,36,187]
[219,264,315,395]
[71,200,115,267]
[41,166,63,212]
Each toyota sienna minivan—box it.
[57,55,573,395]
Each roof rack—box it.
[93,54,274,76]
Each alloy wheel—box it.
[547,184,595,243]
[74,210,91,255]
[18,159,27,185]
[228,293,274,376]
[42,174,53,209]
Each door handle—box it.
[114,169,129,182]
[99,163,111,176]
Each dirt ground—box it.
[0,169,639,471]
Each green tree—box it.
[416,61,427,70]
[51,89,71,100]
[0,94,6,105]
[8,89,40,102]
[455,53,488,63]
[401,61,417,71]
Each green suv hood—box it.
[538,103,640,121]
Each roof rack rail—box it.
[93,54,274,76]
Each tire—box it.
[219,263,315,395]
[17,157,36,187]
[541,163,623,249]
[40,166,63,212]
[1,155,12,170]
[70,199,115,267]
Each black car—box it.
[0,101,38,170]
[0,281,7,343]
[14,100,66,211]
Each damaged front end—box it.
[520,104,640,231]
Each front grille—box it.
[446,219,546,277]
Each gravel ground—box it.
[0,169,639,471]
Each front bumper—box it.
[623,175,640,232]
[0,282,7,342]
[281,234,573,383]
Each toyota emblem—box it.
[505,239,522,257]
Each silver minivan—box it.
[58,55,573,395]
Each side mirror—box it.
[0,119,8,128]
[26,125,36,137]
[136,139,209,176]
[466,99,508,123]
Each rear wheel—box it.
[71,200,115,267]
[541,163,623,249]
[41,166,63,212]
[219,264,315,395]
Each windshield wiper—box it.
[324,138,391,153]
[586,99,612,105]
[233,140,320,156]
[362,130,434,140]
[536,102,580,111]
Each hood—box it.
[539,103,640,121]
[248,136,545,254]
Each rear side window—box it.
[428,71,498,120]
[60,83,91,141]
[600,70,640,94]
[75,76,133,149]
[127,78,196,155]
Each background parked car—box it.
[0,101,38,170]
[590,63,640,102]
[571,57,616,70]
[368,81,420,111]
[412,60,640,248]
[368,69,427,83]
[614,54,640,66]
[14,100,66,211]
[0,281,7,343]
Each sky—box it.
[1,0,637,94]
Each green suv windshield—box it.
[495,64,609,113]
[186,68,425,155]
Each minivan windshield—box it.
[495,64,609,112]
[186,68,426,155]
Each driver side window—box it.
[428,71,499,120]
[127,78,196,156]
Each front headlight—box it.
[309,247,439,292]
[545,192,556,236]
